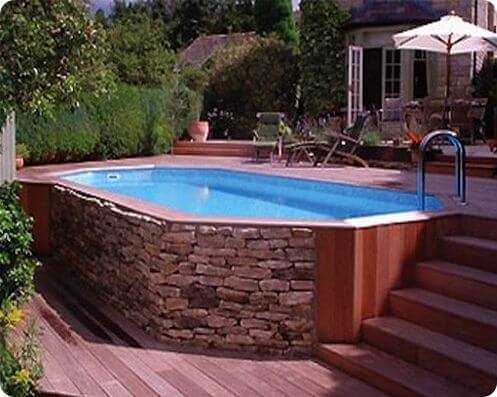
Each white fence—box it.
[0,113,16,183]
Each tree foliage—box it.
[0,0,114,120]
[110,0,255,50]
[205,36,298,138]
[299,0,348,115]
[108,8,177,86]
[254,0,297,46]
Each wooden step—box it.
[362,316,497,394]
[415,260,497,311]
[390,288,497,353]
[461,216,497,242]
[439,235,497,273]
[316,343,477,397]
[426,161,496,179]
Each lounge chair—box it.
[252,112,287,162]
[286,111,370,168]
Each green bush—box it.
[204,36,299,139]
[17,105,99,164]
[299,0,349,115]
[17,84,197,164]
[0,316,43,397]
[363,130,381,146]
[0,183,40,305]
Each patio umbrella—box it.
[393,12,497,124]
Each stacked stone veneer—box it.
[50,186,317,355]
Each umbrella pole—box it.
[443,52,451,128]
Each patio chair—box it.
[286,112,370,168]
[252,112,287,161]
[467,98,488,144]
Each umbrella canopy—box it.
[393,13,497,55]
[393,12,497,125]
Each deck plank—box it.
[107,345,184,397]
[37,316,107,396]
[28,275,397,397]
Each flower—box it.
[0,304,25,332]
[9,369,33,387]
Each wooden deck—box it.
[27,267,387,397]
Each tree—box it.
[0,0,114,121]
[108,10,177,86]
[205,36,298,138]
[299,0,349,116]
[254,0,297,46]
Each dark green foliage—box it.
[16,84,198,164]
[108,9,177,86]
[205,36,298,138]
[0,0,114,121]
[299,0,349,115]
[0,184,40,306]
[254,0,297,46]
[17,106,99,164]
[111,0,255,50]
[0,341,18,394]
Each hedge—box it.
[204,36,299,139]
[17,84,193,165]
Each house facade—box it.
[337,0,495,130]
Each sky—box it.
[90,0,300,15]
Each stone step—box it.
[438,235,497,273]
[415,260,497,311]
[316,343,477,397]
[390,288,497,353]
[362,316,497,394]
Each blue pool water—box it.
[62,168,442,221]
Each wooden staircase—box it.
[427,155,497,179]
[317,217,497,397]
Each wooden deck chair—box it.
[286,112,369,167]
[313,111,370,167]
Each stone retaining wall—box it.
[50,186,317,355]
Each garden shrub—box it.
[0,310,43,397]
[0,183,43,396]
[204,36,299,139]
[0,183,40,305]
[17,84,197,164]
[17,105,99,164]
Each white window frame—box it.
[347,46,363,127]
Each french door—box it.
[347,46,363,126]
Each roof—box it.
[346,0,445,29]
[179,32,257,67]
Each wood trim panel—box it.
[315,214,462,342]
[19,182,51,256]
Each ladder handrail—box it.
[417,130,466,210]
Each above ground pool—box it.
[62,168,443,221]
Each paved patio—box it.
[29,266,387,397]
[19,154,497,219]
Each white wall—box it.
[0,113,16,183]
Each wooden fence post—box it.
[0,113,16,183]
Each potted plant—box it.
[15,144,29,169]
[187,94,209,142]
[407,131,425,163]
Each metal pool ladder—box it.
[417,130,467,210]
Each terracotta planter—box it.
[16,156,24,170]
[188,121,209,142]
